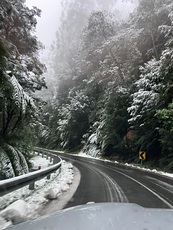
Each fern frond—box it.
[5,144,23,176]
[16,148,29,174]
[4,144,29,176]
[0,147,15,179]
[9,74,31,113]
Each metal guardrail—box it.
[0,148,62,196]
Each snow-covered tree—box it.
[45,2,140,154]
[0,0,46,178]
[128,45,173,165]
[131,0,173,62]
[41,0,173,169]
[93,86,130,158]
[51,91,90,150]
[125,0,173,167]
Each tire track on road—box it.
[89,166,128,203]
[89,161,173,209]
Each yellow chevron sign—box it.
[139,151,146,160]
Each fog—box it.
[26,0,135,58]
[26,0,62,50]
[25,0,136,100]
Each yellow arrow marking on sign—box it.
[139,151,146,160]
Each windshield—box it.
[1,0,173,229]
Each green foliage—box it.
[156,103,173,160]
[49,91,90,150]
[0,0,46,178]
[97,87,130,158]
[41,0,173,170]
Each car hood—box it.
[10,202,173,230]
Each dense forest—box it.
[0,0,46,178]
[41,0,173,170]
[1,0,173,179]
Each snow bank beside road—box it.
[78,151,173,179]
[29,155,51,169]
[0,156,74,229]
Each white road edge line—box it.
[57,155,173,208]
[107,166,173,209]
[87,160,173,208]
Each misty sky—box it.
[26,0,61,49]
[25,0,135,59]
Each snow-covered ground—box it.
[0,155,74,229]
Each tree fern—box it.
[0,1,46,178]
[0,147,15,179]
[4,144,29,176]
[8,74,32,113]
[16,148,29,174]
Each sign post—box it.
[139,151,146,165]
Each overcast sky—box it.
[26,0,61,49]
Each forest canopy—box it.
[0,0,46,179]
[40,0,173,170]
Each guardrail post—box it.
[53,157,58,164]
[29,167,41,190]
[29,181,35,190]
[0,148,62,196]
[47,163,53,179]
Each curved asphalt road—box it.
[49,151,173,209]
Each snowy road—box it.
[2,150,173,229]
[53,152,173,209]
